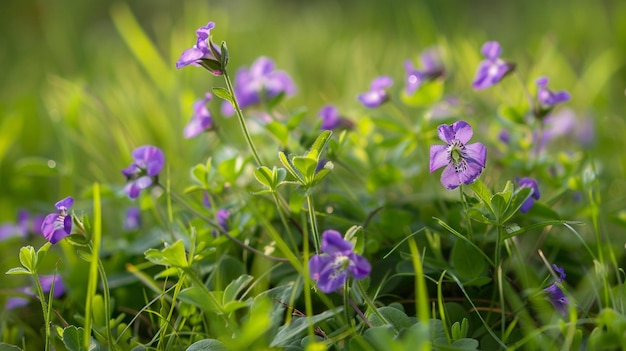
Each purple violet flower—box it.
[429,121,487,190]
[516,177,540,213]
[404,48,444,95]
[309,230,371,293]
[6,275,65,310]
[122,145,165,199]
[124,207,141,231]
[0,223,26,241]
[536,77,571,107]
[472,41,515,90]
[41,197,74,244]
[221,57,296,116]
[358,76,393,108]
[184,93,213,138]
[319,105,342,130]
[216,209,230,232]
[544,264,569,315]
[176,21,223,74]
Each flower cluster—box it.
[122,145,165,199]
[429,121,487,189]
[41,197,74,244]
[309,230,371,293]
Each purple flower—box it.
[124,207,141,231]
[516,177,540,213]
[544,264,569,315]
[429,121,487,190]
[184,93,213,138]
[41,197,73,244]
[216,209,230,232]
[6,275,65,310]
[309,230,371,293]
[536,77,570,107]
[176,21,223,74]
[404,48,444,95]
[0,223,26,241]
[221,57,296,116]
[358,76,393,108]
[472,41,515,90]
[319,105,342,130]
[122,145,165,199]
[498,129,510,144]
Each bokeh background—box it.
[1,0,625,256]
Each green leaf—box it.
[369,306,414,329]
[278,151,304,183]
[468,180,493,211]
[190,163,208,188]
[212,87,233,103]
[62,325,86,351]
[498,104,527,125]
[451,239,487,280]
[270,307,343,347]
[254,166,274,189]
[400,79,444,107]
[219,41,229,68]
[5,267,31,275]
[451,338,480,350]
[223,274,254,304]
[18,246,36,273]
[0,343,23,351]
[292,156,318,184]
[186,339,228,351]
[178,287,223,314]
[286,107,308,130]
[265,121,289,146]
[305,130,332,161]
[144,240,188,268]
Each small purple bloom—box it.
[309,230,371,293]
[544,264,569,315]
[176,21,223,74]
[221,57,296,116]
[122,145,165,199]
[41,196,74,244]
[0,223,25,241]
[319,105,342,130]
[498,129,510,144]
[516,177,540,213]
[124,207,141,231]
[429,121,487,190]
[404,48,444,95]
[472,41,515,90]
[6,275,65,310]
[358,76,393,108]
[184,93,213,138]
[536,77,571,107]
[216,209,230,232]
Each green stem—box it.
[222,67,263,166]
[460,185,474,241]
[356,280,391,331]
[271,192,299,251]
[306,195,321,254]
[302,227,315,342]
[32,272,51,351]
[96,258,116,350]
[84,182,102,349]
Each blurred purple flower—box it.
[122,145,165,199]
[358,76,393,108]
[404,47,444,95]
[216,209,230,232]
[516,177,540,213]
[318,105,342,130]
[41,197,73,244]
[429,121,487,190]
[124,207,141,231]
[498,129,510,144]
[544,264,569,315]
[309,230,371,293]
[0,223,26,241]
[176,21,223,74]
[472,41,515,90]
[184,93,214,138]
[6,275,65,310]
[536,77,570,107]
[221,57,296,116]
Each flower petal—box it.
[465,142,487,168]
[55,197,74,211]
[429,144,448,172]
[452,121,473,144]
[321,230,353,255]
[176,47,205,69]
[481,41,502,59]
[458,158,485,185]
[349,253,371,279]
[440,165,461,190]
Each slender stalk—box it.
[222,67,263,166]
[302,225,315,342]
[96,259,116,350]
[84,182,102,349]
[459,185,474,241]
[32,273,50,351]
[306,195,321,254]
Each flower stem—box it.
[306,195,321,255]
[222,67,263,166]
[32,272,51,351]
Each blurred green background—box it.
[1,0,625,233]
